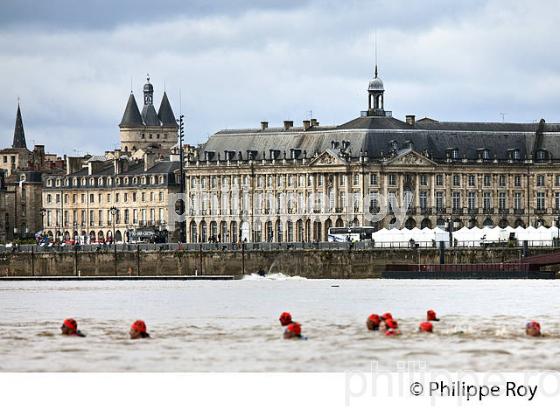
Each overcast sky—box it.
[1,0,559,155]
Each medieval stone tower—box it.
[119,75,178,153]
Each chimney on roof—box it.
[144,151,156,172]
[283,120,293,131]
[261,121,268,131]
[66,157,82,176]
[406,115,416,126]
[303,120,311,131]
[310,118,319,127]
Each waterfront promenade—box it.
[0,242,558,279]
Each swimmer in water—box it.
[279,312,293,327]
[366,314,381,331]
[283,322,306,340]
[129,320,151,339]
[525,321,541,337]
[381,312,393,322]
[60,318,86,337]
[384,318,401,336]
[427,310,440,322]
[418,321,433,333]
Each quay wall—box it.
[0,247,555,279]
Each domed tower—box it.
[367,65,386,116]
[119,74,178,154]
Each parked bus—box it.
[328,227,375,242]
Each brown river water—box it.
[1,276,560,372]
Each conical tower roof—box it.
[13,103,27,149]
[142,104,160,126]
[119,93,143,127]
[158,92,177,127]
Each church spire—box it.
[12,102,27,149]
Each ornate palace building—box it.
[183,65,560,243]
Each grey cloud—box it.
[1,0,560,155]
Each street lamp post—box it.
[178,114,186,243]
[110,206,118,275]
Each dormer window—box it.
[81,178,87,186]
[510,149,521,161]
[73,177,78,186]
[98,177,104,186]
[450,148,459,160]
[536,149,548,162]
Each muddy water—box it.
[1,277,559,372]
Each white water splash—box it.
[242,272,307,281]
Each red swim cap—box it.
[526,321,541,332]
[368,314,381,326]
[131,320,147,333]
[427,310,439,321]
[286,322,301,336]
[385,319,398,329]
[63,318,78,331]
[279,312,292,326]
[385,329,398,336]
[419,321,433,333]
[381,312,393,321]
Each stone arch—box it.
[286,220,294,242]
[405,217,417,229]
[230,221,238,243]
[98,231,105,242]
[200,221,207,242]
[335,217,344,227]
[324,218,333,241]
[209,221,218,242]
[296,219,304,242]
[220,221,228,242]
[265,221,273,242]
[498,218,509,228]
[420,218,432,229]
[115,230,123,242]
[190,221,198,243]
[468,218,478,228]
[436,217,446,227]
[482,217,493,227]
[313,220,322,242]
[453,218,463,230]
[514,218,526,228]
[275,219,283,242]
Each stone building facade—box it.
[182,66,560,243]
[41,154,179,243]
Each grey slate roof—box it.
[12,103,27,149]
[64,160,180,178]
[119,93,143,127]
[141,104,160,126]
[202,114,560,162]
[158,92,177,127]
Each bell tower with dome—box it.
[367,65,386,116]
[119,75,178,154]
